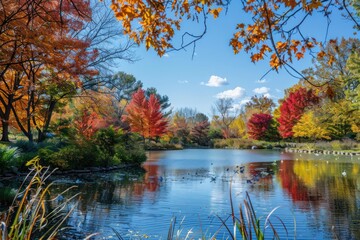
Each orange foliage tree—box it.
[109,0,359,76]
[123,88,168,141]
[0,0,97,141]
[74,109,102,141]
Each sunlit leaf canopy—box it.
[110,0,360,76]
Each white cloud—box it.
[178,80,189,84]
[264,93,271,98]
[231,99,251,111]
[253,87,270,95]
[216,87,246,99]
[163,53,170,58]
[275,88,282,93]
[240,98,251,105]
[201,75,229,87]
[256,78,267,83]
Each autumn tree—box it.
[171,111,190,144]
[293,111,330,140]
[302,38,360,99]
[301,39,360,139]
[278,88,319,139]
[229,113,247,138]
[0,0,98,142]
[245,95,275,115]
[109,0,360,77]
[82,72,143,128]
[74,110,102,141]
[145,87,172,117]
[212,98,237,138]
[170,108,208,145]
[244,95,275,126]
[190,113,210,146]
[123,88,168,141]
[191,120,210,146]
[247,113,278,141]
[345,52,360,137]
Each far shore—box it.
[284,147,360,156]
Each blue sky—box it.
[116,3,355,116]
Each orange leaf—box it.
[195,6,202,13]
[296,52,304,60]
[270,54,281,69]
[317,51,326,59]
[327,55,335,66]
[209,8,222,19]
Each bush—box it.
[47,143,98,170]
[6,128,148,171]
[208,128,223,139]
[93,128,119,167]
[12,140,38,152]
[113,143,146,165]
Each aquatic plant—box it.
[226,191,289,240]
[0,157,79,240]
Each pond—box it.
[42,149,360,239]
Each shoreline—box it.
[284,147,360,156]
[0,163,144,180]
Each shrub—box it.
[12,140,38,153]
[48,143,98,170]
[93,127,118,167]
[114,143,146,165]
[208,128,223,139]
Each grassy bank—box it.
[211,138,286,150]
[210,138,360,153]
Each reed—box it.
[0,157,79,240]
[213,189,291,240]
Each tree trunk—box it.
[37,100,56,142]
[0,95,14,142]
[1,121,9,142]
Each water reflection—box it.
[277,157,360,239]
[2,149,358,239]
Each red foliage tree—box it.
[278,88,319,138]
[123,88,168,139]
[247,113,273,140]
[74,110,101,140]
[191,121,210,146]
[123,88,148,137]
[147,94,168,138]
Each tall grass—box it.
[208,189,291,240]
[0,157,79,240]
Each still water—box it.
[55,149,360,239]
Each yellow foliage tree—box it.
[229,114,247,138]
[293,110,330,140]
